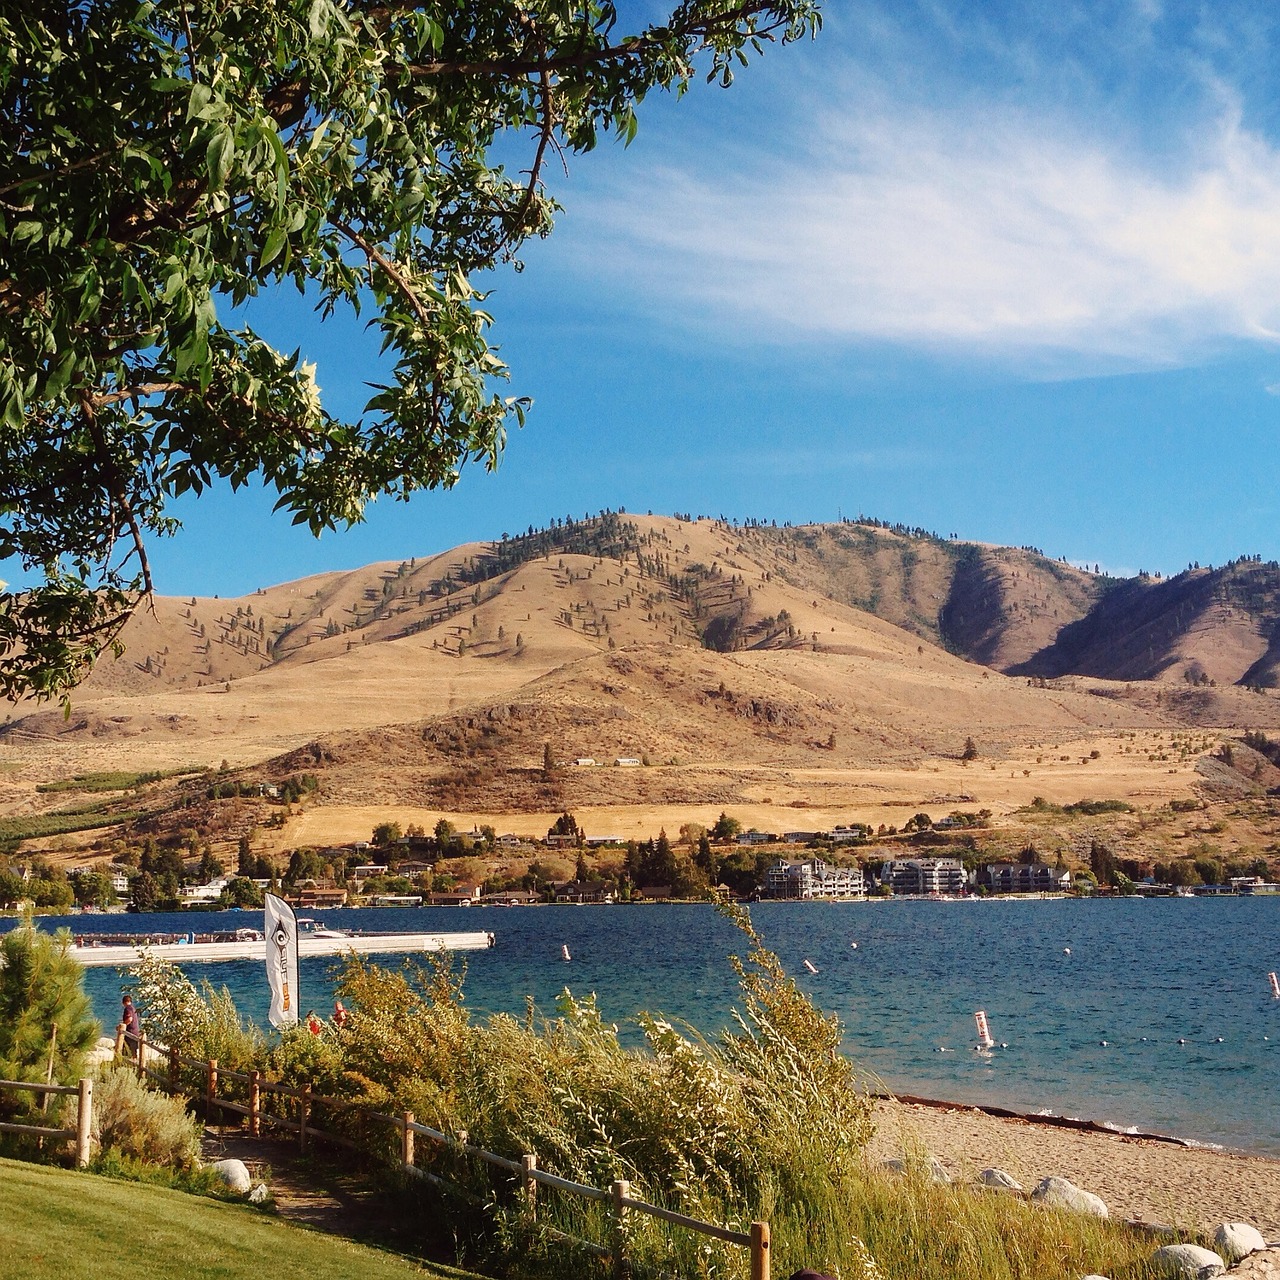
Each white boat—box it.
[68,921,495,967]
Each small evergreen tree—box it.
[0,923,98,1126]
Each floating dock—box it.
[69,930,495,967]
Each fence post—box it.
[136,1032,146,1081]
[206,1058,218,1120]
[75,1078,93,1168]
[401,1111,414,1170]
[750,1221,770,1280]
[611,1179,630,1280]
[169,1042,179,1092]
[114,1022,126,1061]
[249,1070,261,1137]
[299,1083,311,1154]
[521,1153,537,1217]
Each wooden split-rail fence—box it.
[0,1076,93,1167]
[117,1024,770,1280]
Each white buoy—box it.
[850,942,859,950]
[1063,947,1071,955]
[974,1010,995,1048]
[803,959,819,974]
[1269,971,1280,999]
[1099,1040,1107,1047]
[561,944,571,962]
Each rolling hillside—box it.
[3,515,1280,799]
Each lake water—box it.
[13,897,1280,1156]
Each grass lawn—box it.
[0,1158,487,1280]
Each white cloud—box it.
[566,94,1280,366]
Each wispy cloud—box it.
[563,71,1280,367]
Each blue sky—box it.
[48,2,1280,593]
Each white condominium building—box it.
[764,858,866,900]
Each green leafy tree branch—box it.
[0,0,820,701]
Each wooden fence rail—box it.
[0,1077,93,1167]
[119,1023,770,1280]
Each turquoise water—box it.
[17,897,1280,1155]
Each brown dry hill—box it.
[1014,560,1280,687]
[4,515,1280,802]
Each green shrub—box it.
[91,1066,201,1167]
[129,954,264,1072]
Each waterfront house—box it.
[554,879,614,904]
[291,885,349,908]
[427,886,481,905]
[480,890,540,905]
[179,877,229,905]
[1231,876,1280,895]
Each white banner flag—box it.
[264,893,299,1029]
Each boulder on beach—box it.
[207,1158,251,1194]
[1149,1243,1225,1279]
[979,1167,1022,1192]
[1214,1222,1267,1263]
[880,1154,950,1184]
[1030,1176,1108,1218]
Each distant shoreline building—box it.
[763,858,865,900]
[977,862,1071,894]
[881,857,967,896]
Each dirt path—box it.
[200,1125,484,1275]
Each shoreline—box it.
[869,1095,1280,1238]
[874,1089,1198,1149]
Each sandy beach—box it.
[868,1098,1280,1239]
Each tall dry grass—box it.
[134,909,1165,1278]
